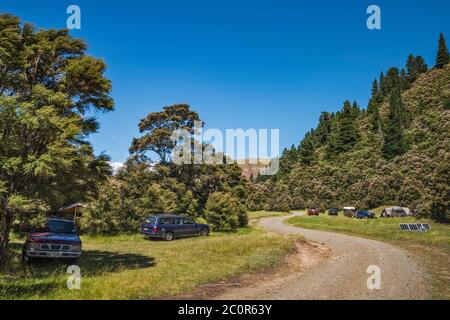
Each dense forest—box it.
[0,14,449,264]
[247,34,450,223]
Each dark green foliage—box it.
[315,112,334,145]
[406,54,428,82]
[335,101,359,154]
[368,100,381,134]
[298,131,316,165]
[435,33,450,69]
[382,88,409,160]
[278,145,300,177]
[204,192,247,231]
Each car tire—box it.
[22,253,33,265]
[199,229,209,237]
[163,232,174,242]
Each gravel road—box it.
[216,214,429,300]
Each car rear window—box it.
[146,217,157,225]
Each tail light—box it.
[152,226,158,233]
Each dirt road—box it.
[215,214,429,300]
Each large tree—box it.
[0,14,113,263]
[130,104,201,163]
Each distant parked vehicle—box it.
[308,207,320,216]
[328,208,339,216]
[140,214,210,241]
[380,206,412,218]
[355,210,376,219]
[22,218,82,263]
[343,207,357,218]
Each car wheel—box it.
[22,253,33,265]
[163,232,174,242]
[199,229,209,237]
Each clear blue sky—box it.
[2,0,449,163]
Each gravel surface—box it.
[216,214,430,300]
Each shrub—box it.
[204,192,248,231]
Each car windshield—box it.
[46,220,76,234]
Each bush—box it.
[204,192,248,231]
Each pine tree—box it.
[325,120,339,158]
[351,101,361,117]
[315,112,333,145]
[367,99,381,134]
[379,72,387,96]
[336,101,359,153]
[371,79,379,97]
[406,55,428,81]
[382,88,409,160]
[299,132,316,165]
[436,33,450,69]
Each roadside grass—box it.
[248,211,290,220]
[0,228,296,300]
[286,212,450,299]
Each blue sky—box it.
[1,0,449,164]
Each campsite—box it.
[0,1,449,303]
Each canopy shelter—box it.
[49,203,86,221]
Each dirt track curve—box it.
[216,214,429,300]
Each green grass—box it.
[286,211,450,299]
[0,228,296,300]
[248,211,290,220]
[286,213,450,246]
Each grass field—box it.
[286,209,450,299]
[0,228,296,300]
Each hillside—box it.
[246,63,450,221]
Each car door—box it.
[172,217,184,236]
[182,218,197,236]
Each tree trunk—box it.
[0,206,13,265]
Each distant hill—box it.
[235,158,273,180]
[246,60,450,222]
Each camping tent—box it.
[380,206,412,218]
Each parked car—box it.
[355,210,376,219]
[328,208,339,216]
[140,214,210,241]
[307,207,320,216]
[343,207,357,218]
[22,218,82,263]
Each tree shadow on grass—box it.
[79,250,156,275]
[21,250,156,276]
[1,247,156,299]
